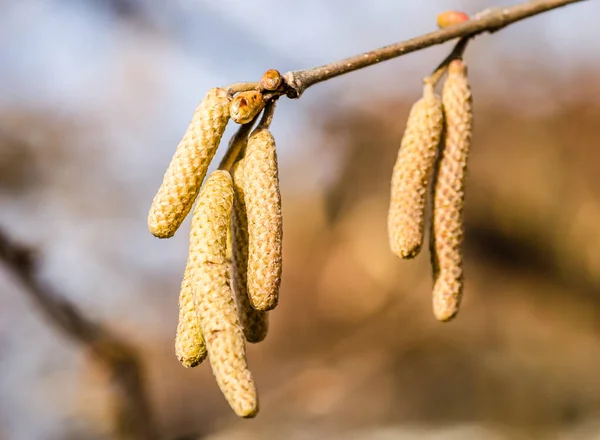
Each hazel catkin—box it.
[188,170,258,418]
[242,128,283,311]
[231,160,269,343]
[430,59,473,322]
[388,83,444,259]
[175,263,207,368]
[148,87,230,239]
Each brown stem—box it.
[0,229,158,440]
[425,37,471,88]
[282,0,586,97]
[227,82,260,97]
[219,116,258,171]
[257,100,277,129]
[219,100,279,172]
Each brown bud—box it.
[231,160,269,343]
[259,69,283,91]
[388,83,444,259]
[230,91,265,125]
[175,263,207,368]
[430,59,473,322]
[242,128,283,311]
[437,10,470,29]
[188,170,258,418]
[148,87,230,238]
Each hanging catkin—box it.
[188,170,258,418]
[148,87,230,239]
[430,59,473,322]
[388,83,444,259]
[242,128,283,311]
[231,159,269,343]
[175,263,207,367]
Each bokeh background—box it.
[1,0,600,439]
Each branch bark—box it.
[0,229,158,440]
[282,0,587,97]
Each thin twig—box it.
[219,114,260,172]
[0,229,158,440]
[227,82,260,97]
[219,99,279,173]
[425,37,471,88]
[281,0,586,97]
[256,100,277,129]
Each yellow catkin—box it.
[175,263,207,368]
[232,160,269,343]
[188,170,258,418]
[430,59,473,322]
[148,87,230,239]
[242,128,283,311]
[230,91,265,125]
[388,83,444,259]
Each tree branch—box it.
[282,0,587,97]
[0,228,158,440]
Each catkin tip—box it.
[433,284,461,322]
[434,309,459,323]
[149,225,175,239]
[175,265,208,367]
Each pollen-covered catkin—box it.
[388,83,444,259]
[188,170,258,418]
[230,91,265,125]
[175,263,207,368]
[431,59,473,322]
[231,160,269,343]
[148,87,230,239]
[242,128,283,311]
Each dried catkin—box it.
[430,59,473,322]
[175,263,207,368]
[230,91,265,125]
[242,128,283,311]
[188,170,258,418]
[232,160,269,343]
[148,87,230,239]
[388,83,444,259]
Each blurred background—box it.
[1,0,600,439]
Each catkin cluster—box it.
[388,59,473,322]
[151,33,474,419]
[148,70,284,418]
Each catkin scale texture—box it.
[431,60,473,322]
[188,170,258,418]
[388,83,444,259]
[232,161,269,343]
[242,128,283,311]
[148,87,230,239]
[175,263,207,367]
